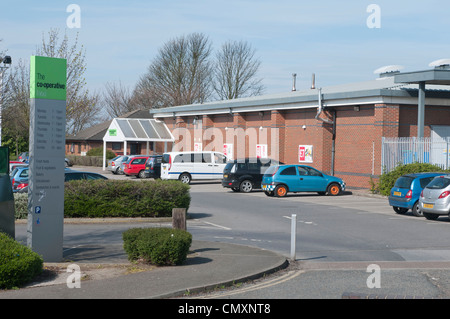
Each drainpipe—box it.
[315,88,336,175]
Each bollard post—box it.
[290,214,296,260]
[172,208,186,230]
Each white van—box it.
[161,151,228,184]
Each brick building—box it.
[150,69,450,189]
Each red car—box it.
[123,156,150,178]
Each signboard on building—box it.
[256,144,268,159]
[223,143,233,159]
[194,142,202,152]
[28,56,66,262]
[299,145,313,163]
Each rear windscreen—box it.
[263,166,278,177]
[162,154,170,163]
[224,163,234,172]
[426,177,450,189]
[393,176,414,189]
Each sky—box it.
[1,0,450,97]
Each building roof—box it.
[150,72,450,118]
[66,109,153,142]
[103,118,174,142]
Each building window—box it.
[112,143,121,151]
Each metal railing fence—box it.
[381,137,450,173]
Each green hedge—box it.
[0,232,43,289]
[64,179,190,218]
[375,163,450,196]
[65,155,105,167]
[122,228,192,266]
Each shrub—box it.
[86,147,116,160]
[14,193,28,219]
[64,179,190,218]
[376,162,449,196]
[0,232,43,289]
[66,155,105,167]
[122,228,192,266]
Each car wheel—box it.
[393,206,408,214]
[423,212,439,220]
[327,183,341,196]
[275,185,288,197]
[179,173,191,184]
[411,201,423,217]
[239,180,253,193]
[138,170,146,178]
[264,191,274,197]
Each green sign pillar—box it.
[28,56,67,262]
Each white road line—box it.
[193,219,232,230]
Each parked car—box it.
[143,155,162,179]
[65,170,108,181]
[123,156,150,178]
[107,155,128,174]
[65,158,73,167]
[9,161,28,173]
[118,155,137,175]
[222,158,283,193]
[388,172,445,216]
[10,166,29,193]
[161,151,228,184]
[261,164,346,197]
[419,174,450,220]
[18,152,29,162]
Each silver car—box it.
[107,155,128,174]
[419,174,450,220]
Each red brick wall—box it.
[156,102,449,189]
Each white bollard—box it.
[290,214,296,260]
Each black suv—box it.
[222,158,283,193]
[143,155,162,179]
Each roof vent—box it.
[374,65,404,78]
[311,73,316,89]
[292,73,297,91]
[429,59,450,70]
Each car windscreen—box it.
[425,177,450,189]
[393,176,414,189]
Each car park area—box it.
[67,165,450,264]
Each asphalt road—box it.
[15,166,450,299]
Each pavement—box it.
[0,238,289,299]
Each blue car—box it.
[389,172,446,217]
[261,165,346,197]
[10,166,29,193]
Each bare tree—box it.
[138,33,213,107]
[1,59,30,156]
[102,81,136,118]
[213,40,264,100]
[35,28,101,133]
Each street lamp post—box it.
[0,55,12,146]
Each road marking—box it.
[191,270,305,299]
[193,219,232,230]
